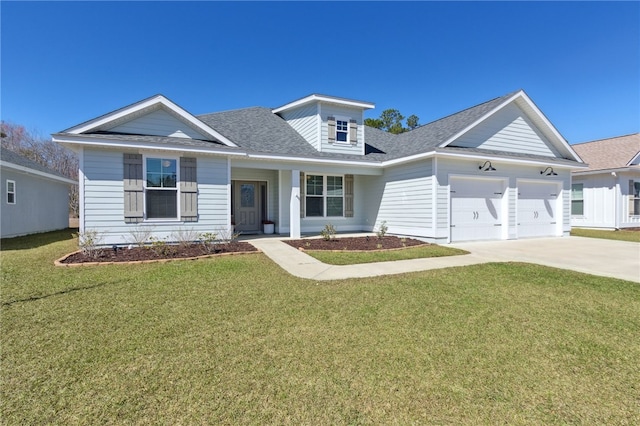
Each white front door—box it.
[451,177,506,242]
[518,181,559,238]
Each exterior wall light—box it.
[479,161,496,172]
[540,167,557,176]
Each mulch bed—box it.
[285,236,427,251]
[58,242,257,265]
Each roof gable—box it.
[62,95,238,147]
[439,90,581,162]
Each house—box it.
[52,90,586,246]
[1,149,76,238]
[571,133,640,229]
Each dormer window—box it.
[328,116,358,145]
[336,120,348,142]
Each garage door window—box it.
[571,183,584,216]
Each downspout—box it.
[612,171,619,230]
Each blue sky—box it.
[2,1,638,144]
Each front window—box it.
[305,174,344,217]
[146,158,177,219]
[336,120,348,143]
[6,180,15,204]
[630,181,640,217]
[571,183,584,216]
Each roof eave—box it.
[273,94,375,114]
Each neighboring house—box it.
[52,89,586,246]
[571,133,640,229]
[1,149,76,238]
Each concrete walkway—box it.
[248,235,639,283]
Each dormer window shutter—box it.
[327,116,336,144]
[349,120,357,145]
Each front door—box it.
[234,181,261,233]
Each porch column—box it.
[290,169,301,238]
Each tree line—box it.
[364,109,419,134]
[1,121,79,217]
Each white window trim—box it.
[304,173,345,218]
[6,180,16,205]
[334,115,350,146]
[142,154,181,222]
[630,180,640,217]
[571,182,584,217]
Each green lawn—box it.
[305,244,468,265]
[571,227,640,243]
[2,230,639,424]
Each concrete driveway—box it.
[250,235,639,282]
[450,236,640,283]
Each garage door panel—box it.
[451,178,505,242]
[518,181,559,238]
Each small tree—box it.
[364,109,419,134]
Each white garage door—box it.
[517,181,559,238]
[450,177,505,242]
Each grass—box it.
[571,227,640,243]
[2,230,639,424]
[305,244,469,265]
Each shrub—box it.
[216,226,241,244]
[147,236,176,257]
[321,224,337,241]
[199,232,218,254]
[74,229,104,259]
[376,221,388,239]
[171,227,199,248]
[124,225,154,248]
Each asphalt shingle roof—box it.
[571,133,640,171]
[0,148,71,180]
[56,89,580,166]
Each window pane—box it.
[571,183,583,199]
[147,173,162,187]
[241,184,255,207]
[7,181,14,192]
[147,158,161,173]
[7,193,15,204]
[306,175,323,196]
[147,189,177,219]
[327,176,343,196]
[327,197,343,216]
[147,158,176,188]
[571,200,584,216]
[306,197,323,216]
[634,182,640,197]
[336,131,348,142]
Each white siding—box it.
[320,104,365,155]
[109,109,207,139]
[452,103,561,158]
[363,159,435,238]
[278,104,319,150]
[571,171,640,229]
[82,149,229,245]
[1,169,70,238]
